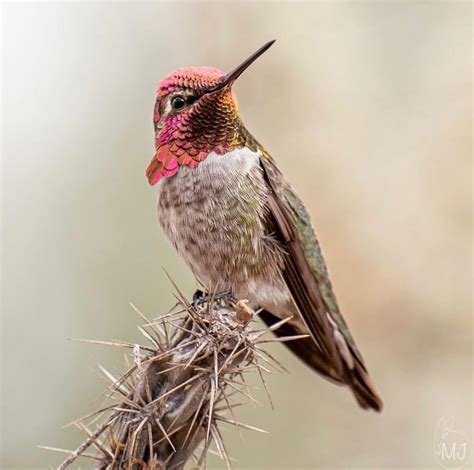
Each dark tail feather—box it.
[346,362,383,412]
[258,309,383,412]
[259,309,343,384]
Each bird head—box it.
[146,40,275,186]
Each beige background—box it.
[1,2,472,468]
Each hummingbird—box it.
[146,40,383,412]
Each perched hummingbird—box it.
[146,40,383,411]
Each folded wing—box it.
[260,153,383,412]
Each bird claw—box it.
[192,289,206,307]
[192,289,237,309]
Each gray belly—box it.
[157,148,288,308]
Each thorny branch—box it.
[43,293,303,469]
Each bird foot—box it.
[192,289,236,308]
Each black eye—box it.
[171,95,186,110]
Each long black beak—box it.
[209,39,276,93]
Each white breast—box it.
[158,146,270,288]
[196,147,261,178]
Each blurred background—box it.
[1,2,471,468]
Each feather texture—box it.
[260,152,383,411]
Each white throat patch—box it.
[199,147,261,175]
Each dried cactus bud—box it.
[235,299,253,323]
